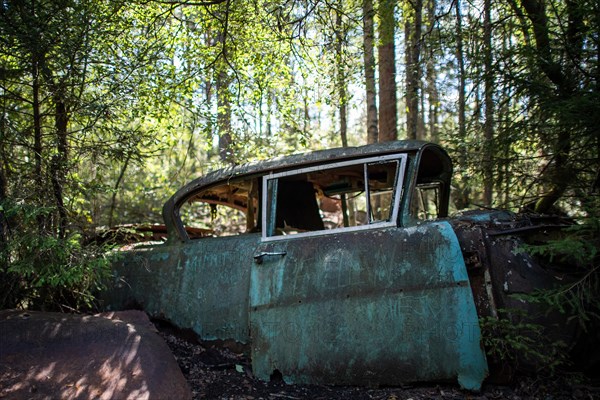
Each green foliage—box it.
[480,208,599,377]
[0,200,115,311]
[1,0,599,313]
[480,310,569,376]
[524,223,599,268]
[517,215,600,329]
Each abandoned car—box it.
[103,140,574,390]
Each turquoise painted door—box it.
[249,221,487,390]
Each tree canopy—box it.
[0,0,598,310]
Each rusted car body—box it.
[102,140,570,390]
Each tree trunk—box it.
[216,1,234,164]
[519,0,582,213]
[596,3,600,195]
[303,87,310,139]
[217,70,233,163]
[425,0,438,141]
[456,0,466,145]
[51,91,69,238]
[426,65,438,141]
[483,0,494,207]
[363,0,378,144]
[377,0,397,142]
[405,0,423,140]
[336,6,348,147]
[31,52,45,234]
[267,91,273,137]
[108,154,131,228]
[454,0,470,210]
[0,166,7,252]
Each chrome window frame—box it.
[261,153,408,242]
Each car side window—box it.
[262,155,407,240]
[412,182,442,221]
[179,178,259,238]
[407,147,452,222]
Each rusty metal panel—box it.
[103,234,260,343]
[249,221,487,390]
[450,211,579,371]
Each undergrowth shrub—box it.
[480,310,569,377]
[0,200,115,312]
[518,215,600,329]
[481,203,600,379]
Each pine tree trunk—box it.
[216,1,234,164]
[303,88,310,139]
[216,25,233,163]
[108,154,131,228]
[363,0,378,144]
[217,71,233,163]
[405,0,423,140]
[31,52,46,234]
[267,91,273,137]
[454,0,470,209]
[0,167,7,253]
[377,0,397,142]
[425,0,438,141]
[483,0,494,207]
[456,0,466,144]
[336,7,348,147]
[518,0,577,213]
[51,93,69,238]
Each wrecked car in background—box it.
[102,140,575,391]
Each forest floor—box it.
[156,322,600,400]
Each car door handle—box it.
[253,251,287,264]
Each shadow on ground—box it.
[0,309,191,400]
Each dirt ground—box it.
[156,322,599,400]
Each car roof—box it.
[162,140,448,240]
[173,140,434,200]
